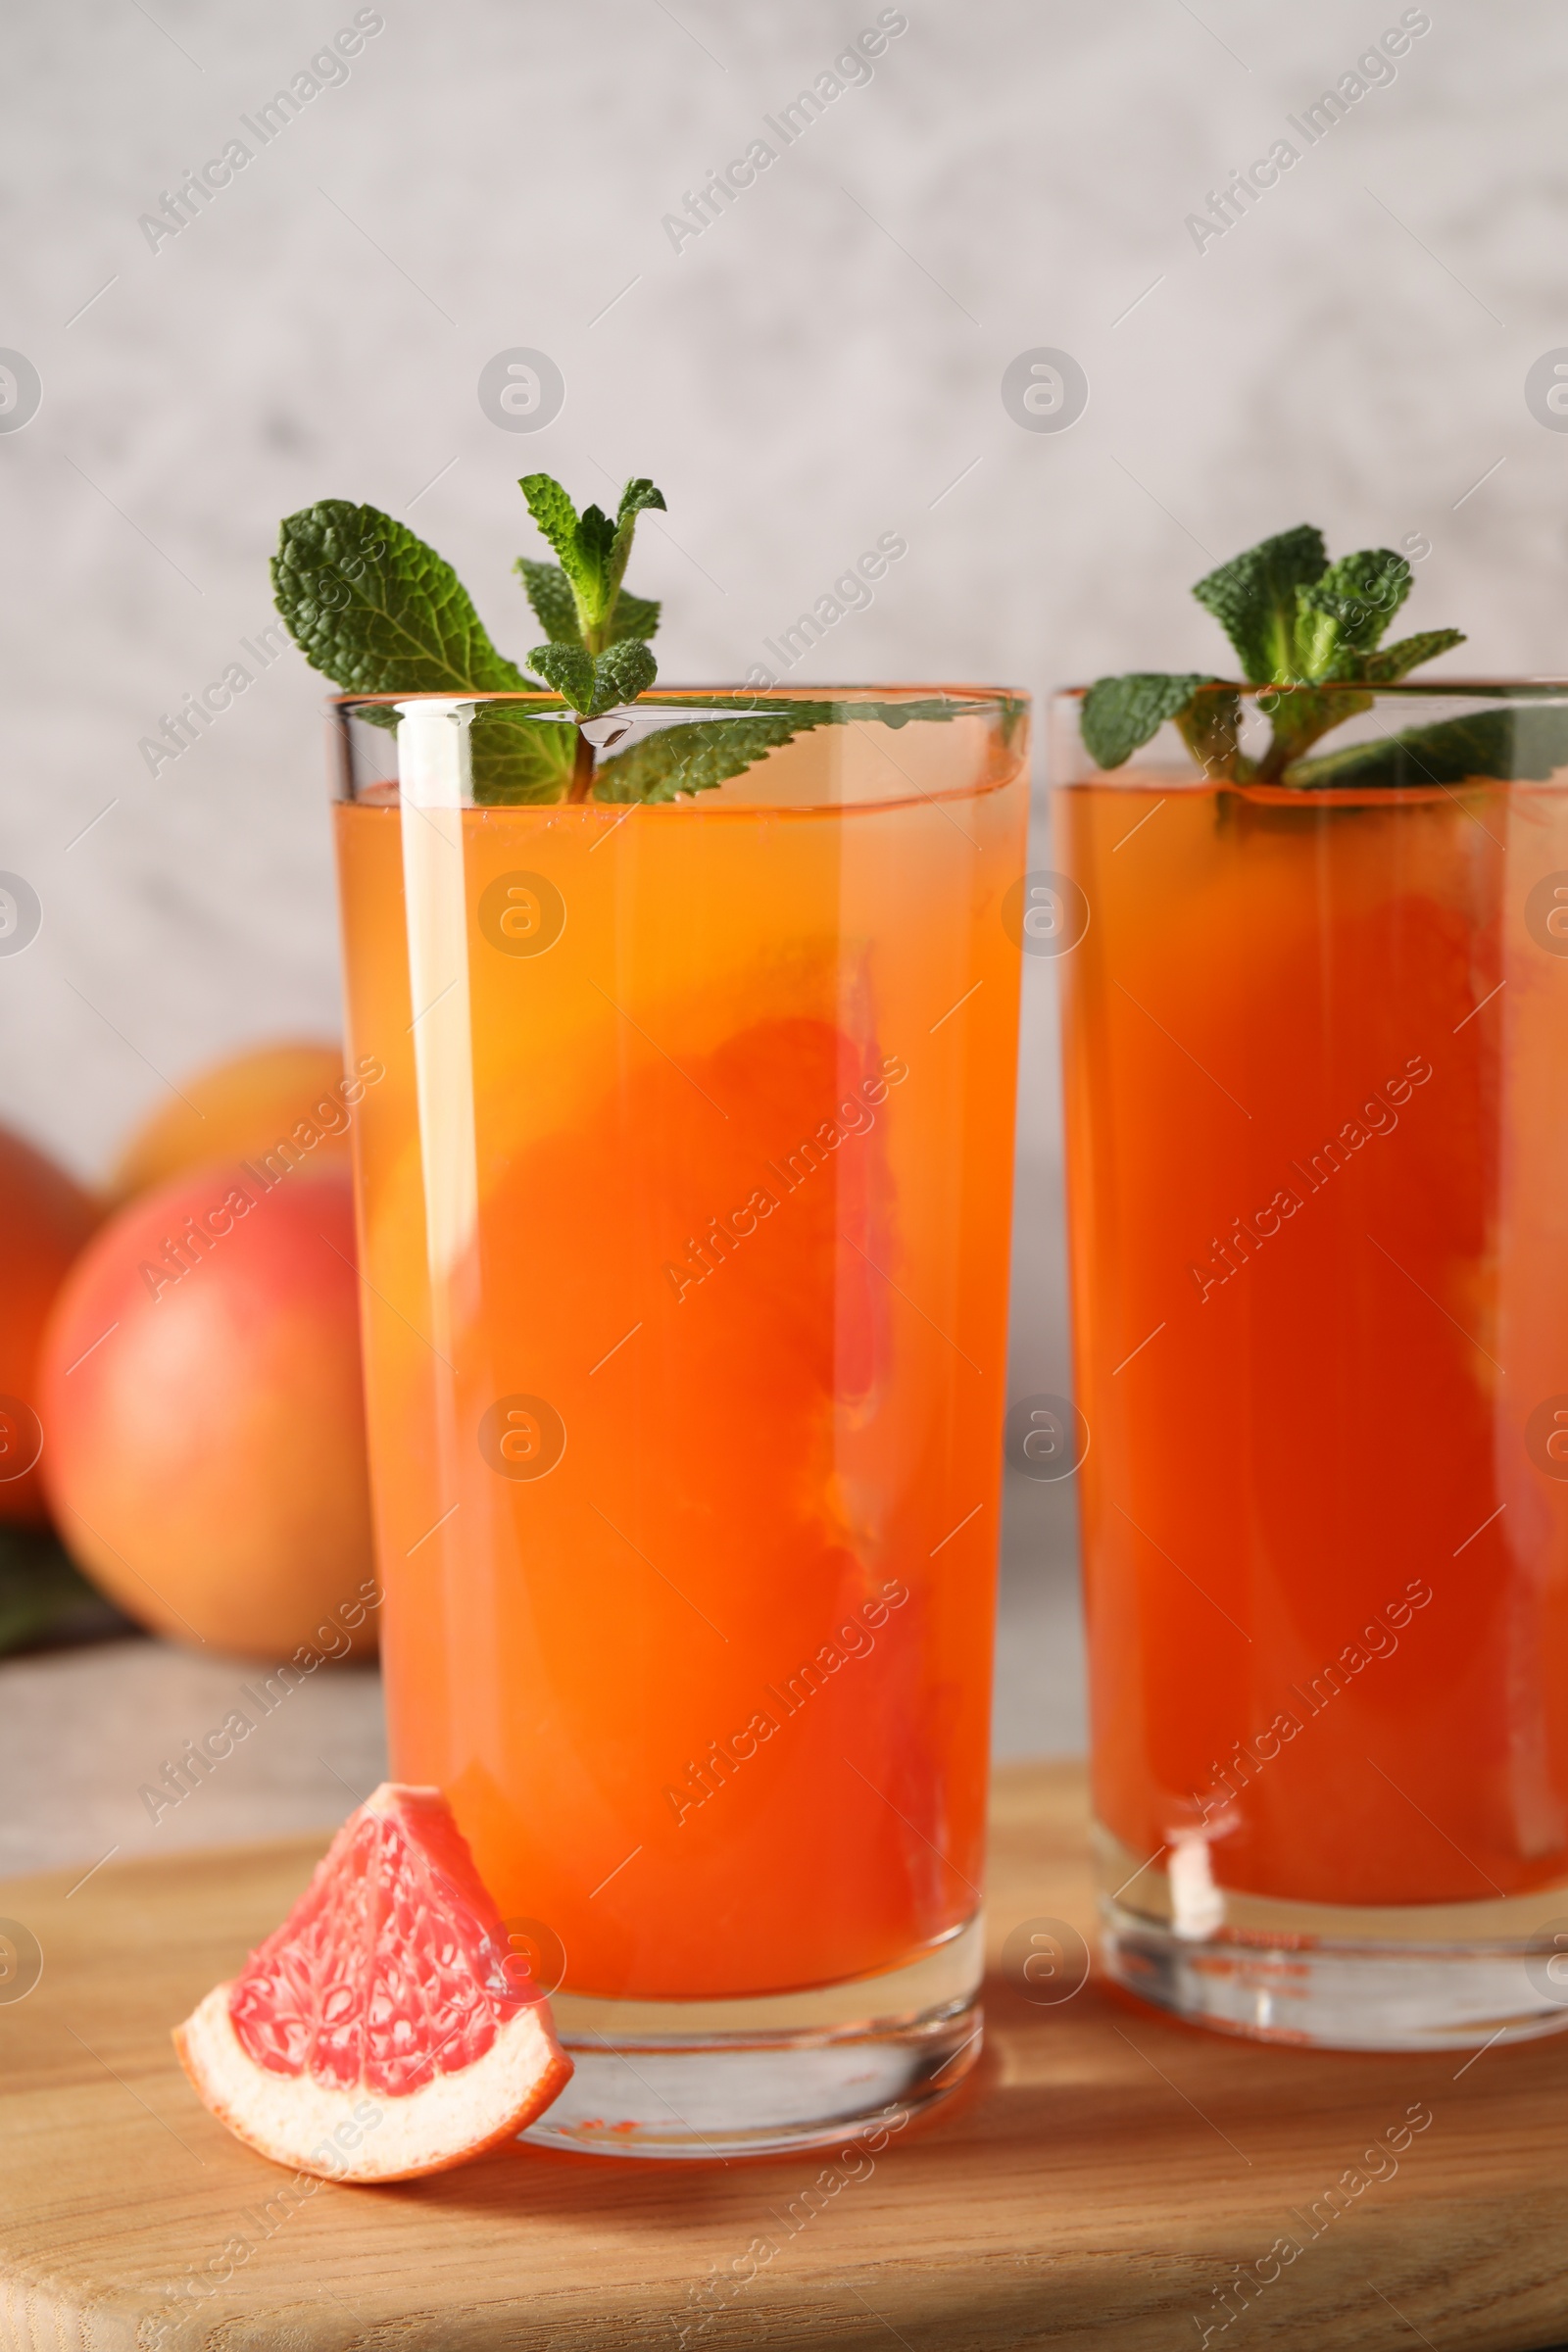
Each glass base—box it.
[521,1915,983,2159]
[1099,1826,1568,2050]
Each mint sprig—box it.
[517,473,665,657]
[273,475,980,806]
[274,474,668,801]
[1085,525,1478,790]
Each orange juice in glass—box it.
[1053,680,1568,2050]
[332,686,1028,2153]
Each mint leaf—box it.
[518,472,666,652]
[606,478,666,612]
[591,638,657,714]
[1081,672,1217,769]
[517,473,585,580]
[1285,706,1568,793]
[526,640,659,719]
[516,560,661,651]
[272,500,571,804]
[1361,627,1466,683]
[273,501,534,696]
[609,588,661,644]
[593,696,973,804]
[1294,548,1411,679]
[596,711,817,803]
[1176,687,1245,780]
[516,560,582,645]
[528,642,595,710]
[1192,526,1327,683]
[1255,683,1372,779]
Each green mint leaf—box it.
[606,478,667,612]
[516,560,583,646]
[519,561,662,651]
[519,473,606,642]
[617,477,667,523]
[1254,684,1373,779]
[1192,525,1327,683]
[518,473,584,573]
[608,588,662,644]
[596,712,816,803]
[1359,627,1466,683]
[1081,673,1217,769]
[465,705,578,807]
[1293,548,1412,679]
[272,501,571,804]
[1175,688,1246,781]
[518,472,667,652]
[592,695,971,804]
[576,502,617,590]
[1284,705,1568,793]
[272,501,533,696]
[528,642,596,712]
[590,638,657,715]
[1313,547,1410,647]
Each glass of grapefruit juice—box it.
[1053,680,1568,2048]
[332,686,1028,2152]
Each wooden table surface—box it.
[2,1760,1566,2351]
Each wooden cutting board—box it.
[3,1760,1566,2352]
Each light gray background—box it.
[1,0,1561,1824]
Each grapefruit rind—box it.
[175,1979,571,2182]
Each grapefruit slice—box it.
[174,1783,571,2181]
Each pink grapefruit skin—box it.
[174,1785,571,2181]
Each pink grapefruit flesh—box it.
[174,1783,571,2180]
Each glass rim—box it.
[330,682,1029,712]
[1053,677,1568,704]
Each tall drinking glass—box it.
[331,686,1028,2153]
[1053,680,1568,2048]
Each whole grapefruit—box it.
[39,1161,377,1658]
[0,1126,99,1525]
[109,1039,354,1200]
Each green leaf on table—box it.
[1080,673,1218,770]
[0,1526,129,1658]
